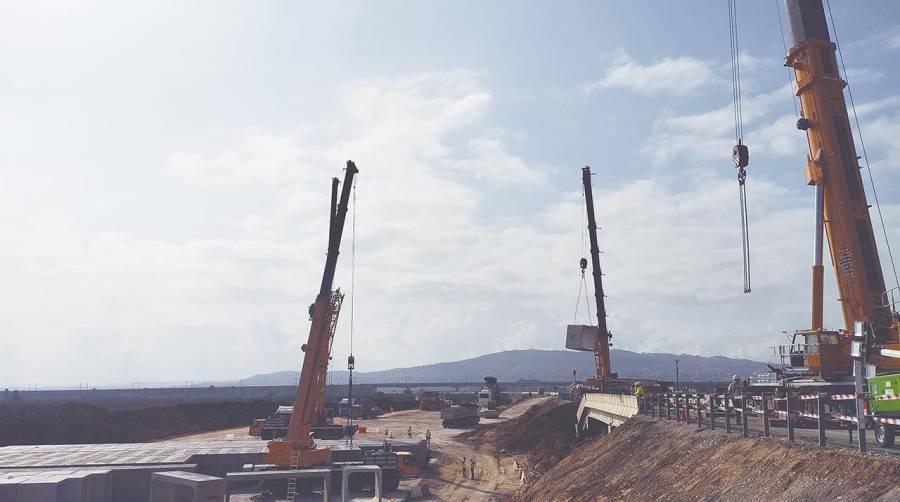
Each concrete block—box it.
[149,471,224,502]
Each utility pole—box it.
[675,360,680,391]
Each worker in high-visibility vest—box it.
[633,382,645,397]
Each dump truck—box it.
[441,404,479,428]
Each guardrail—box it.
[635,391,900,454]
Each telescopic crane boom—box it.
[784,0,900,376]
[266,161,359,467]
[582,166,613,380]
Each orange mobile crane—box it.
[266,161,358,467]
[768,0,900,387]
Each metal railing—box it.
[635,390,884,454]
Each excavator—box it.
[752,0,900,445]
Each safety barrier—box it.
[636,390,900,454]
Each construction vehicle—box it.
[440,404,479,428]
[417,390,443,411]
[264,160,357,468]
[258,161,423,492]
[338,398,380,419]
[251,405,345,440]
[478,376,501,419]
[249,418,266,437]
[736,0,900,446]
[748,0,900,388]
[869,372,900,446]
[565,166,635,394]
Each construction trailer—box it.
[745,0,900,446]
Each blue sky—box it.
[2,1,900,386]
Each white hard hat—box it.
[732,375,740,381]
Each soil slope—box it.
[519,416,900,501]
[464,397,578,474]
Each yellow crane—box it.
[779,0,900,380]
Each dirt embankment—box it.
[0,400,281,446]
[464,398,578,475]
[519,416,900,501]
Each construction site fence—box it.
[635,391,889,454]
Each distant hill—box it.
[243,349,768,385]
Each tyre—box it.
[875,423,896,447]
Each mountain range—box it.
[243,349,768,385]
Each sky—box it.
[3,0,900,387]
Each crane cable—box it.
[349,179,356,357]
[729,0,751,294]
[345,177,357,445]
[826,0,900,298]
[573,191,593,324]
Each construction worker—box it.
[425,429,432,446]
[633,382,645,397]
[727,375,743,425]
[460,456,468,479]
[407,426,413,438]
[726,375,741,395]
[469,456,477,480]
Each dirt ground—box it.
[520,416,900,502]
[168,397,550,501]
[347,397,549,502]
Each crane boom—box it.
[784,0,900,373]
[266,161,359,467]
[582,166,613,380]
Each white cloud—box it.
[580,49,718,97]
[641,84,794,165]
[753,114,805,158]
[5,67,889,387]
[853,95,900,117]
[858,113,900,173]
[452,138,548,186]
[845,68,884,85]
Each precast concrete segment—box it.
[0,438,425,470]
[577,393,639,431]
[149,471,225,502]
